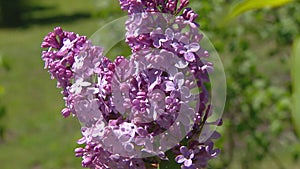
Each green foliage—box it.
[159,151,180,169]
[291,37,300,139]
[0,54,10,71]
[0,55,7,142]
[0,104,5,141]
[222,1,300,168]
[0,0,26,27]
[224,0,294,22]
[0,86,4,95]
[223,51,291,169]
[194,0,300,168]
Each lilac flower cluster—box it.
[174,138,220,169]
[120,0,189,15]
[41,27,90,118]
[41,0,222,169]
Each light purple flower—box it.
[175,146,195,169]
[41,0,222,168]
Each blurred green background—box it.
[0,0,299,169]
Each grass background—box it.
[0,0,299,169]
[0,0,123,168]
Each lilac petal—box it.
[211,131,222,139]
[211,149,220,157]
[57,39,73,55]
[87,87,99,94]
[136,127,148,136]
[148,76,160,91]
[61,108,71,118]
[175,59,188,69]
[206,142,214,153]
[124,143,134,152]
[160,49,175,59]
[168,66,179,77]
[135,137,146,146]
[178,112,190,125]
[180,146,189,156]
[201,64,214,73]
[110,154,120,160]
[82,156,92,166]
[204,50,209,57]
[184,52,195,62]
[179,36,189,44]
[189,150,195,159]
[159,38,168,44]
[79,81,91,87]
[180,86,191,98]
[153,38,162,48]
[174,72,185,87]
[103,134,116,147]
[164,81,176,91]
[77,137,86,144]
[187,42,200,52]
[74,147,84,153]
[112,91,126,114]
[184,159,193,167]
[92,121,105,137]
[175,155,185,163]
[165,28,174,40]
[158,151,168,160]
[151,27,163,35]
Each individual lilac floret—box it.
[191,140,220,169]
[175,146,195,169]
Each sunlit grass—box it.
[0,0,124,168]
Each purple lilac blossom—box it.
[41,0,222,168]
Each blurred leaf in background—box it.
[224,0,294,23]
[0,0,26,27]
[193,0,300,168]
[0,54,8,142]
[0,53,10,71]
[291,37,300,139]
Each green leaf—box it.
[224,0,294,22]
[0,86,4,96]
[0,106,6,118]
[159,159,180,169]
[0,54,10,71]
[291,36,300,139]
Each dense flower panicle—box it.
[41,27,91,117]
[122,3,216,152]
[119,0,190,15]
[74,141,146,169]
[41,0,222,168]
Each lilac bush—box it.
[41,0,222,168]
